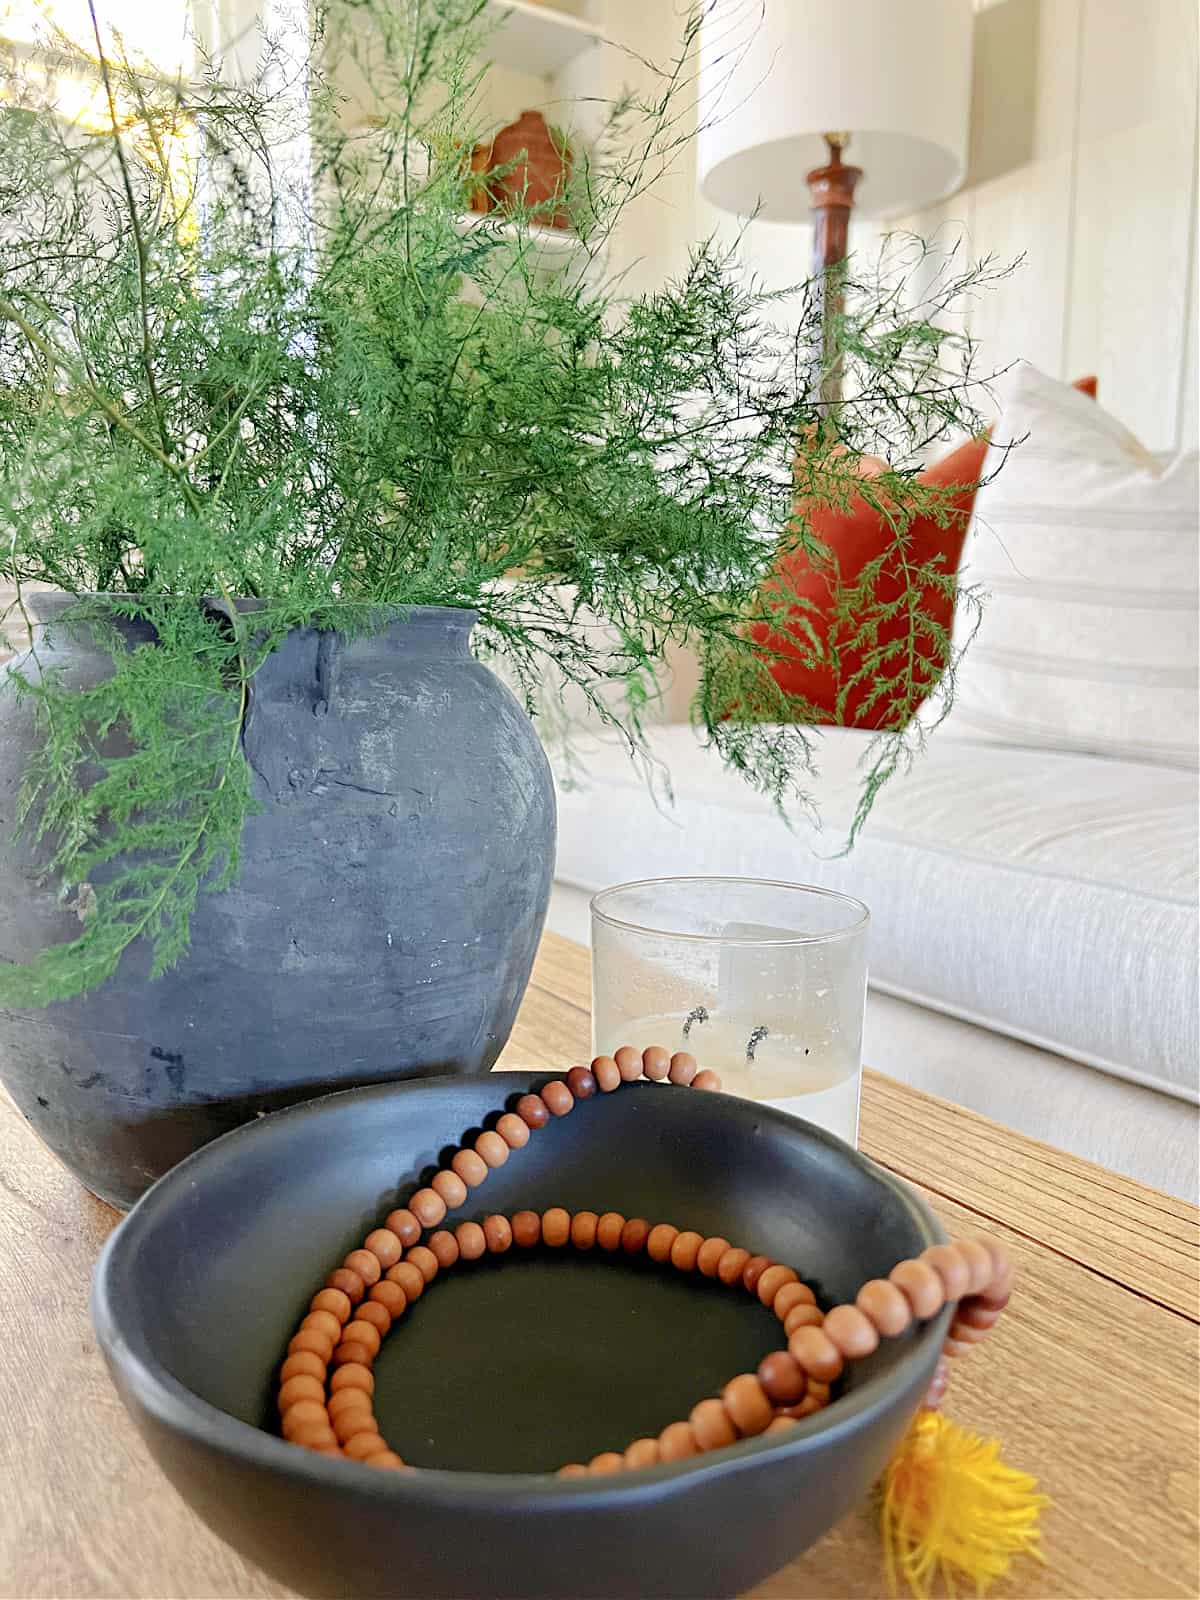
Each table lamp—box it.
[698,0,974,395]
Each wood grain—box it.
[2,930,1196,1599]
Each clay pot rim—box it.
[21,591,479,630]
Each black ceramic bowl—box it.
[92,1075,949,1600]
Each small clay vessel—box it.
[487,110,572,228]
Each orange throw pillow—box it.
[751,377,1098,729]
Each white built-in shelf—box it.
[485,1,604,78]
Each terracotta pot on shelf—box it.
[486,109,573,229]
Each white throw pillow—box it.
[944,363,1199,769]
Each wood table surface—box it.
[2,930,1197,1600]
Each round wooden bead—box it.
[646,1223,679,1262]
[621,1217,651,1253]
[741,1255,771,1294]
[431,1170,469,1210]
[889,1259,945,1320]
[772,1281,816,1320]
[690,1398,737,1451]
[409,1189,447,1229]
[475,1131,510,1168]
[342,1431,390,1461]
[696,1237,731,1277]
[977,1237,1012,1293]
[624,1437,660,1470]
[484,1215,513,1252]
[365,1452,407,1470]
[570,1211,599,1250]
[592,1055,621,1092]
[278,1375,325,1410]
[756,1264,799,1307]
[766,1415,799,1434]
[805,1380,831,1405]
[512,1210,542,1248]
[450,1149,489,1188]
[386,1261,425,1301]
[943,1335,974,1358]
[716,1246,751,1286]
[328,1387,373,1420]
[788,1325,844,1382]
[280,1351,326,1384]
[365,1289,404,1331]
[301,1309,342,1345]
[693,1069,722,1091]
[333,1337,376,1368]
[670,1231,704,1272]
[596,1212,625,1251]
[355,1300,392,1336]
[641,1046,671,1081]
[614,1045,643,1082]
[541,1081,574,1117]
[786,1394,826,1418]
[329,1363,375,1395]
[342,1249,381,1287]
[658,1420,699,1461]
[516,1094,550,1129]
[955,1299,1004,1331]
[668,1051,697,1085]
[362,1229,403,1270]
[542,1207,570,1247]
[309,1288,352,1323]
[823,1304,879,1359]
[722,1374,773,1437]
[324,1267,366,1305]
[407,1245,439,1283]
[281,1400,327,1438]
[384,1209,422,1248]
[949,1319,991,1346]
[427,1230,460,1270]
[757,1350,807,1405]
[333,1406,377,1444]
[783,1303,824,1336]
[925,1357,951,1409]
[565,1065,598,1100]
[288,1329,334,1361]
[588,1452,625,1475]
[496,1112,531,1149]
[956,1239,995,1296]
[289,1421,339,1451]
[856,1279,911,1338]
[558,1463,587,1478]
[455,1221,487,1261]
[923,1244,971,1302]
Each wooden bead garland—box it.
[276,1047,1014,1476]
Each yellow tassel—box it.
[879,1410,1048,1598]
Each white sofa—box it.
[549,722,1199,1201]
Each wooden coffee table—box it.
[2,931,1197,1598]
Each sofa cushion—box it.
[945,363,1199,768]
[554,724,1199,1102]
[752,376,1098,730]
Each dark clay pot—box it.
[0,596,555,1209]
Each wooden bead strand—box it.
[274,1050,1013,1476]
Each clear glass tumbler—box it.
[590,877,869,1146]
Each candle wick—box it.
[682,1006,709,1039]
[746,1025,769,1062]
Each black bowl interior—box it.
[96,1074,942,1478]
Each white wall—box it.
[601,0,1199,455]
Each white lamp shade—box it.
[698,0,974,221]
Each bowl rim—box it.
[92,1073,950,1507]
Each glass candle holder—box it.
[590,877,869,1146]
